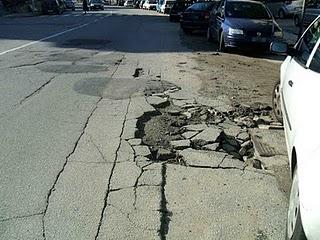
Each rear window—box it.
[226,1,271,19]
[186,2,216,11]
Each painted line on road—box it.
[0,19,100,56]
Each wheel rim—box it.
[273,82,283,121]
[287,170,300,239]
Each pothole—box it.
[133,68,144,78]
[73,78,179,100]
[135,89,280,170]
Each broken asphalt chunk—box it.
[170,140,191,150]
[191,127,223,146]
[156,148,175,161]
[146,96,169,108]
[133,145,151,158]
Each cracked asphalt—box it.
[0,6,289,240]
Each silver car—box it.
[294,1,320,26]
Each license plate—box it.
[252,37,267,42]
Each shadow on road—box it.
[0,7,288,61]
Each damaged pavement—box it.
[0,9,290,240]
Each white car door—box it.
[281,17,320,151]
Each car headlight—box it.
[90,3,94,6]
[228,28,244,35]
[273,30,283,38]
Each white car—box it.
[124,0,134,7]
[143,0,157,10]
[271,16,320,240]
[159,0,176,13]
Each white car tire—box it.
[219,32,227,52]
[272,80,283,123]
[287,168,307,240]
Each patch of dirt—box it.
[192,53,281,106]
[141,112,184,149]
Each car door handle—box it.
[288,80,293,87]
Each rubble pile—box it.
[135,87,282,170]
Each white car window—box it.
[310,44,320,73]
[295,17,320,66]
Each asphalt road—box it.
[0,6,289,240]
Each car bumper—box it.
[298,150,320,240]
[180,21,208,31]
[225,35,275,50]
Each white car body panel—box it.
[143,1,156,9]
[279,16,320,239]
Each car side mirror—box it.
[270,42,288,55]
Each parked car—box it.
[156,0,162,11]
[139,0,146,8]
[143,0,157,10]
[64,0,75,10]
[124,0,134,6]
[266,0,302,18]
[271,15,320,240]
[207,0,283,52]
[180,1,218,34]
[278,0,303,18]
[134,0,140,8]
[265,0,284,18]
[294,0,320,26]
[89,0,104,10]
[169,1,193,22]
[159,0,176,13]
[42,0,65,14]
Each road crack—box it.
[158,163,171,240]
[94,97,131,240]
[10,61,46,69]
[0,212,44,223]
[133,162,155,210]
[19,76,56,105]
[42,97,103,240]
[88,134,108,162]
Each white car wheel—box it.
[272,80,283,123]
[287,168,307,240]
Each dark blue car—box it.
[207,0,283,52]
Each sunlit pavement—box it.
[0,6,289,240]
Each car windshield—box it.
[226,2,271,19]
[186,2,215,11]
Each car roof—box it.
[226,0,264,4]
[193,0,219,3]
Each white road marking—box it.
[0,19,100,56]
